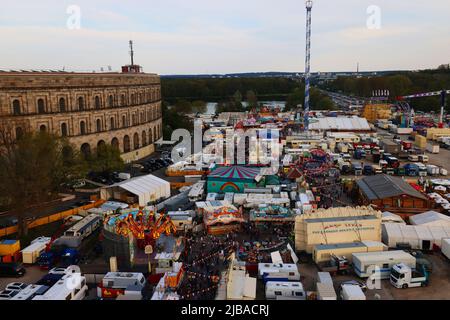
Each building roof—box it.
[357,175,428,201]
[208,166,261,180]
[308,117,371,131]
[409,211,450,227]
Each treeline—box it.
[161,77,299,102]
[321,65,450,112]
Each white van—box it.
[265,281,306,300]
[340,284,366,300]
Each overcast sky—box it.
[0,0,449,74]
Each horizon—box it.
[1,1,449,74]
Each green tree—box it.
[89,144,124,174]
[0,129,84,236]
[246,90,259,109]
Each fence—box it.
[0,199,105,238]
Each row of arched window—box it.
[79,126,162,158]
[10,89,161,116]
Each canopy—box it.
[208,166,261,181]
[100,174,170,207]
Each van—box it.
[265,281,306,300]
[340,284,366,300]
[408,155,419,162]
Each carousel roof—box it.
[208,166,261,181]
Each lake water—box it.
[206,101,286,115]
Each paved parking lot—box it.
[0,265,47,291]
[299,252,450,300]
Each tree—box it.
[0,129,84,236]
[191,100,207,113]
[285,87,304,111]
[246,90,259,109]
[89,144,124,174]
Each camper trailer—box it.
[265,281,306,300]
[352,251,416,279]
[63,214,101,239]
[32,274,88,300]
[258,263,300,283]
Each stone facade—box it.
[0,71,163,159]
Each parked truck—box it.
[390,263,429,289]
[316,255,349,276]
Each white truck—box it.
[390,263,429,289]
[340,284,366,300]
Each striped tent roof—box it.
[208,166,261,180]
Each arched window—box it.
[121,94,126,106]
[61,123,68,137]
[132,114,136,126]
[37,99,45,114]
[142,131,147,146]
[15,127,23,140]
[12,100,21,115]
[59,98,66,112]
[153,127,156,141]
[80,121,86,135]
[133,132,139,150]
[109,95,114,108]
[122,115,127,127]
[80,143,91,159]
[96,119,102,132]
[78,97,84,111]
[95,96,101,109]
[149,129,153,144]
[123,135,131,153]
[110,117,115,130]
[39,125,47,132]
[131,94,136,105]
[111,137,119,150]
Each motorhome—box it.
[352,251,416,279]
[258,263,300,283]
[63,214,101,239]
[32,274,88,300]
[98,272,146,299]
[188,181,205,202]
[265,281,306,300]
[10,284,49,300]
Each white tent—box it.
[100,174,170,207]
[382,223,450,249]
[382,211,405,224]
[409,211,450,227]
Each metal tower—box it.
[129,40,134,66]
[304,0,313,131]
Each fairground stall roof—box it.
[208,166,262,181]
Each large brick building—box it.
[0,68,163,162]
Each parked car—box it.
[0,289,20,300]
[6,282,28,291]
[0,263,26,278]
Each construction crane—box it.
[304,0,313,131]
[396,90,450,128]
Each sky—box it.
[0,0,449,74]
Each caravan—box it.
[258,263,300,283]
[63,214,101,239]
[265,281,306,300]
[32,274,88,300]
[352,251,416,279]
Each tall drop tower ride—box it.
[304,0,313,131]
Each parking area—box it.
[297,252,450,300]
[0,265,47,291]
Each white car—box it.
[6,282,28,291]
[0,289,20,300]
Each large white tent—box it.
[100,174,170,207]
[409,211,450,227]
[308,117,371,132]
[382,223,450,250]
